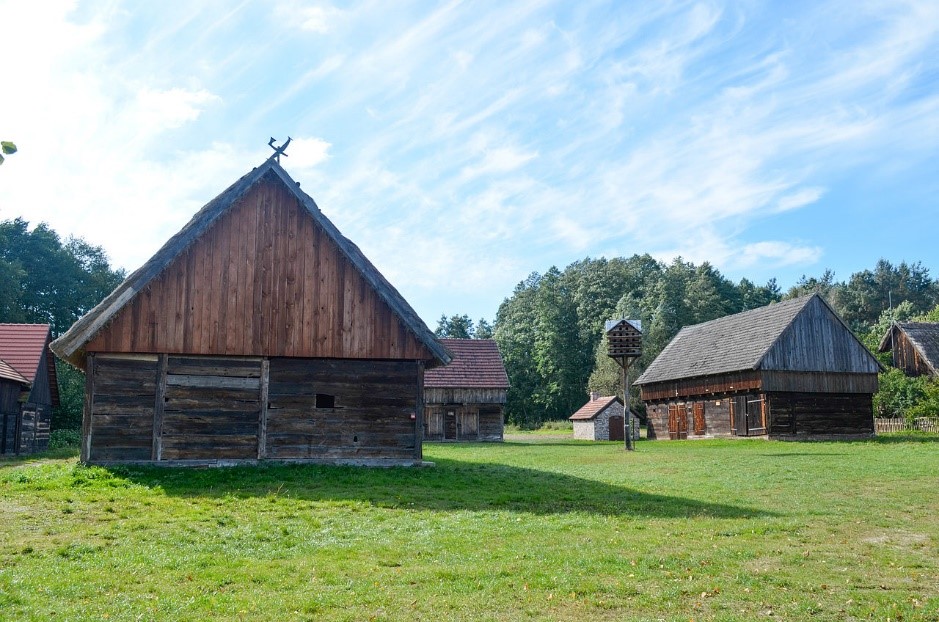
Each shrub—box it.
[48,429,81,450]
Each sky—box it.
[0,0,937,327]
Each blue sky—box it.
[0,0,936,326]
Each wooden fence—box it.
[875,417,939,434]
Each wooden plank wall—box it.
[85,179,431,362]
[892,330,933,377]
[639,370,762,402]
[768,392,874,437]
[266,358,419,460]
[161,356,262,460]
[86,354,422,463]
[424,388,507,405]
[478,405,504,441]
[761,371,878,394]
[761,296,881,374]
[423,404,504,442]
[88,355,158,462]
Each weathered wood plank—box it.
[258,358,269,459]
[165,375,261,390]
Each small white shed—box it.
[570,393,627,441]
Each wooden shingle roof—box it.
[50,158,451,369]
[424,339,509,389]
[634,294,881,386]
[879,322,939,376]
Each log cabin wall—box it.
[423,388,506,442]
[85,353,422,464]
[84,178,432,362]
[0,380,23,454]
[767,392,874,438]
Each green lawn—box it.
[1,437,937,621]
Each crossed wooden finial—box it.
[268,136,292,162]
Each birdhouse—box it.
[606,319,642,361]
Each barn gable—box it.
[759,296,882,374]
[878,322,939,377]
[49,159,451,465]
[51,160,450,369]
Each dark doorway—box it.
[608,415,624,441]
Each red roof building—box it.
[0,324,58,454]
[570,392,637,441]
[423,339,509,442]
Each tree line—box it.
[437,256,939,427]
[2,216,937,432]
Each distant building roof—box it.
[0,323,52,383]
[879,322,939,376]
[569,395,623,421]
[424,339,510,389]
[0,324,58,403]
[0,358,29,385]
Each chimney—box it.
[590,391,600,401]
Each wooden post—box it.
[151,354,168,461]
[415,361,425,461]
[257,358,270,459]
[622,358,634,451]
[81,354,95,463]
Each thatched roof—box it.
[879,322,939,376]
[634,294,881,386]
[50,158,451,368]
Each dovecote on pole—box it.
[605,319,642,450]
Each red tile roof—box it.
[424,339,510,389]
[0,324,60,405]
[569,395,622,420]
[0,358,29,385]
[0,324,53,383]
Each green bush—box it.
[48,429,81,450]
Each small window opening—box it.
[352,434,359,443]
[315,393,335,409]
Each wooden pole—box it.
[622,358,634,451]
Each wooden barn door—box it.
[692,402,706,436]
[668,404,688,439]
[608,415,624,441]
[425,408,444,440]
[457,408,478,440]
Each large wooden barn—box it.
[878,322,939,378]
[0,324,59,455]
[634,294,882,440]
[423,338,508,442]
[50,159,451,466]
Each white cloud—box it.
[283,136,331,169]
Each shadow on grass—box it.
[111,457,772,519]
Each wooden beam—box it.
[414,361,424,461]
[152,353,168,461]
[81,354,95,463]
[258,358,270,459]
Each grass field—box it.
[1,436,937,621]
